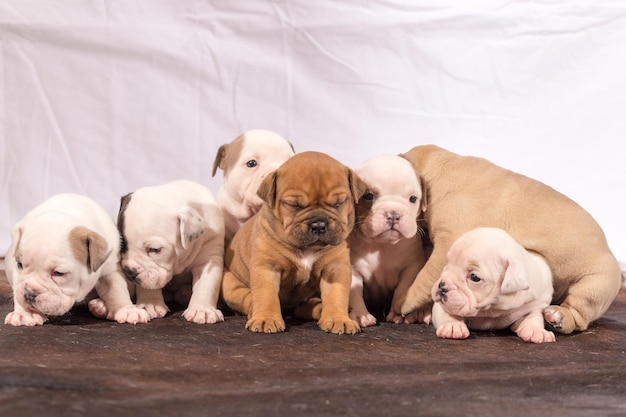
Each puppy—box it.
[396,145,622,334]
[5,194,149,326]
[348,154,427,327]
[432,227,555,343]
[117,180,225,324]
[212,129,295,243]
[221,151,367,334]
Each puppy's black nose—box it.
[437,281,448,302]
[309,218,327,235]
[24,287,38,304]
[123,268,139,281]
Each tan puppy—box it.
[212,129,295,243]
[5,194,149,326]
[117,180,225,324]
[396,145,622,334]
[432,227,555,343]
[222,151,367,334]
[349,154,427,327]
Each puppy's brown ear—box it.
[212,144,227,177]
[178,207,209,250]
[348,169,368,205]
[501,259,530,294]
[257,171,278,209]
[69,227,111,273]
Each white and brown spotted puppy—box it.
[5,194,149,326]
[349,155,427,327]
[212,129,295,243]
[117,180,225,324]
[432,227,555,343]
[397,145,622,334]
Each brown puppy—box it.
[222,151,367,334]
[396,145,622,334]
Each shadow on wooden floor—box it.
[0,267,625,417]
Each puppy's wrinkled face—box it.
[212,129,295,212]
[118,192,207,290]
[10,215,108,316]
[431,228,528,317]
[258,151,367,250]
[355,155,425,244]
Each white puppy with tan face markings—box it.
[4,194,149,326]
[348,154,427,327]
[117,180,225,324]
[212,129,295,243]
[432,227,555,343]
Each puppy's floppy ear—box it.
[212,144,227,177]
[178,207,209,250]
[117,192,133,253]
[348,169,368,205]
[500,258,530,294]
[11,223,24,260]
[257,170,278,209]
[69,226,111,273]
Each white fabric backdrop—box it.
[1,1,625,260]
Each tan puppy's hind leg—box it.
[544,260,621,334]
[293,297,323,320]
[220,270,252,316]
[397,249,446,322]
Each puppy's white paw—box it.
[88,298,108,319]
[436,322,470,339]
[138,302,169,319]
[543,307,563,328]
[517,327,556,344]
[350,311,377,327]
[183,305,224,324]
[114,305,151,324]
[5,310,47,326]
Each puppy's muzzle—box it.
[436,281,448,303]
[309,217,328,236]
[123,267,139,282]
[24,287,38,304]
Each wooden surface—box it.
[0,267,625,417]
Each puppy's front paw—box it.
[436,322,470,339]
[88,298,108,319]
[517,326,556,344]
[543,305,575,334]
[5,310,47,326]
[350,310,377,327]
[246,316,285,333]
[318,316,360,335]
[138,302,169,319]
[114,305,151,324]
[183,305,224,324]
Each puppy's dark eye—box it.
[363,193,375,201]
[468,273,481,283]
[246,160,258,168]
[148,247,162,254]
[52,271,65,278]
[333,200,345,209]
[16,261,23,270]
[409,196,418,204]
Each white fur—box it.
[349,154,427,327]
[118,180,225,324]
[431,227,555,343]
[5,193,149,326]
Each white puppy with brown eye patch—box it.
[348,154,427,327]
[4,194,149,326]
[117,180,225,324]
[212,129,295,243]
[432,227,555,343]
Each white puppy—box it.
[117,180,225,324]
[349,154,427,327]
[212,129,295,243]
[5,194,149,326]
[432,227,555,343]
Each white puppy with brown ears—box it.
[432,227,555,343]
[348,154,427,327]
[5,193,149,326]
[117,180,225,324]
[212,129,295,243]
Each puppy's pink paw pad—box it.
[543,308,563,328]
[183,306,224,324]
[350,311,377,327]
[436,323,470,339]
[4,311,46,326]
